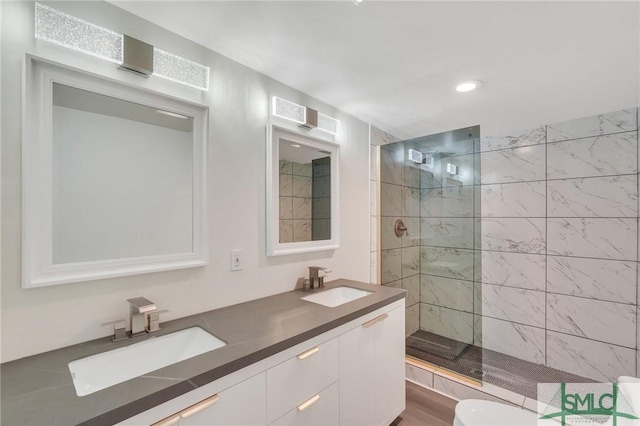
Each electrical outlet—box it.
[230,249,243,271]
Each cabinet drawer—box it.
[163,373,265,426]
[266,337,339,424]
[270,381,339,426]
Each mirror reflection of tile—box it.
[279,157,331,243]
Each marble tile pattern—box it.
[481,126,546,152]
[481,181,546,218]
[481,218,546,254]
[402,186,421,217]
[421,247,475,281]
[384,275,420,307]
[546,109,637,142]
[401,246,420,278]
[480,284,545,328]
[405,363,434,388]
[481,251,545,291]
[546,293,636,348]
[401,217,421,248]
[420,275,474,313]
[380,248,401,284]
[547,132,638,180]
[479,316,546,365]
[380,183,402,217]
[547,218,637,261]
[371,109,640,386]
[370,125,400,147]
[421,186,474,218]
[432,375,519,405]
[292,176,311,198]
[421,218,474,249]
[380,216,401,250]
[420,303,474,344]
[380,146,404,185]
[474,107,640,382]
[546,331,635,382]
[279,161,313,242]
[292,220,311,242]
[406,303,420,337]
[481,145,546,184]
[547,175,638,218]
[547,256,636,304]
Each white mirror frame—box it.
[22,55,208,288]
[266,124,340,256]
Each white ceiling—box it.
[111,1,640,139]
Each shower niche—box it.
[378,125,483,380]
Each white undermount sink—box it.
[301,286,373,308]
[68,327,226,396]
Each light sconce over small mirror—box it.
[266,126,340,256]
[272,96,339,135]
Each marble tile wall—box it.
[419,137,481,345]
[476,107,640,381]
[311,157,331,241]
[374,126,422,337]
[279,160,312,243]
[373,108,640,383]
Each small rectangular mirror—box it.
[267,126,339,256]
[23,56,208,288]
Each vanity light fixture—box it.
[455,80,482,93]
[272,96,306,124]
[271,96,340,135]
[34,3,210,91]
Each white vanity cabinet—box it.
[266,338,339,424]
[339,305,406,426]
[173,373,266,426]
[119,298,405,426]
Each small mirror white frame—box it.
[22,55,208,288]
[266,125,340,256]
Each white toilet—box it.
[453,399,538,426]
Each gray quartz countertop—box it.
[1,279,405,426]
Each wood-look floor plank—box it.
[392,381,458,426]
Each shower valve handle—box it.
[394,219,408,237]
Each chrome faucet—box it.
[127,297,156,337]
[308,267,332,290]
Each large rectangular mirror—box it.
[23,56,208,288]
[267,126,339,256]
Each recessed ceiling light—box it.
[354,0,364,4]
[455,80,482,93]
[291,143,301,148]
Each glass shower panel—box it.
[380,125,482,381]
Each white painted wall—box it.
[53,106,193,263]
[0,1,371,362]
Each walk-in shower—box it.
[378,123,598,398]
[379,126,482,374]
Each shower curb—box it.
[405,359,539,413]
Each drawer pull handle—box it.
[297,394,321,411]
[152,414,180,426]
[180,394,220,419]
[362,313,389,328]
[297,346,320,360]
[376,313,389,323]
